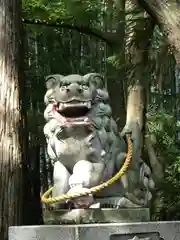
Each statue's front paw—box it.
[66,186,94,209]
[120,125,132,138]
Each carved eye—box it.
[61,86,67,91]
[45,134,49,140]
[49,97,55,103]
[82,85,88,90]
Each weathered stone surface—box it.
[9,222,180,240]
[42,73,155,209]
[43,208,150,224]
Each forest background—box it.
[0,0,180,239]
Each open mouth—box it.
[57,101,91,118]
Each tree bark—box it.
[0,0,25,239]
[122,0,154,132]
[22,18,116,46]
[121,0,155,168]
[138,0,180,63]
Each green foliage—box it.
[22,0,180,221]
[22,0,103,25]
[22,0,68,21]
[107,54,122,70]
[147,107,179,165]
[64,0,103,24]
[147,107,180,220]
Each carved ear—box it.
[83,73,104,89]
[45,74,64,89]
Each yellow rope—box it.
[41,134,133,205]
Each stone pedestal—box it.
[43,208,150,224]
[9,222,180,240]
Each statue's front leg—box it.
[52,161,70,208]
[67,160,104,208]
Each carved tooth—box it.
[87,101,91,109]
[84,117,89,122]
[101,150,106,156]
[58,103,64,110]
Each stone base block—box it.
[9,222,180,240]
[43,208,150,224]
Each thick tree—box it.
[0,0,26,239]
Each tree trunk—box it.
[138,0,180,63]
[0,0,25,239]
[121,1,159,176]
[122,0,154,135]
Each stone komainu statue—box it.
[43,73,155,209]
